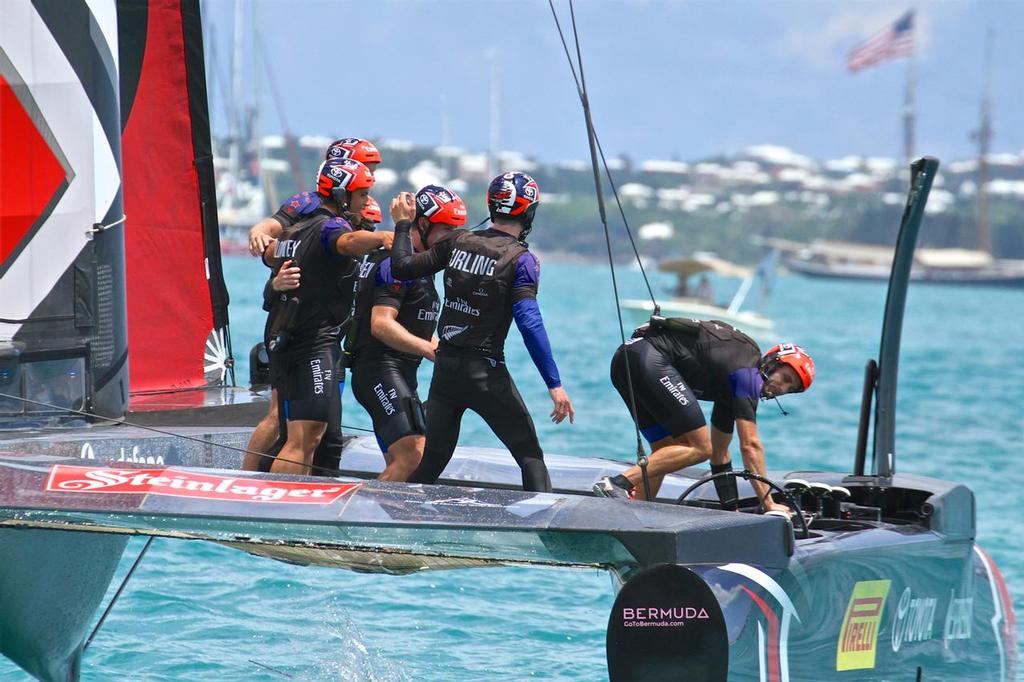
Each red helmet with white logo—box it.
[760,343,815,391]
[362,196,383,224]
[316,159,375,208]
[325,138,382,167]
[415,185,467,227]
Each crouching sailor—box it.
[262,158,392,475]
[390,172,575,492]
[597,317,813,512]
[346,185,464,480]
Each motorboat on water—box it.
[0,2,1015,681]
[621,254,775,336]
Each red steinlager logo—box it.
[45,465,361,504]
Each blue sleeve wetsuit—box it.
[511,252,561,389]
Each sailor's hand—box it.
[763,500,792,515]
[250,227,276,257]
[378,231,395,250]
[390,192,416,223]
[549,386,575,424]
[272,260,300,291]
[423,337,439,363]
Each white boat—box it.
[621,254,775,335]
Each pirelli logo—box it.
[836,580,891,671]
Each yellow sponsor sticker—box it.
[836,580,891,671]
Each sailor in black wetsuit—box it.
[347,186,465,480]
[242,139,382,473]
[597,318,814,511]
[261,158,393,476]
[390,172,575,492]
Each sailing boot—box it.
[593,475,635,500]
[711,462,740,511]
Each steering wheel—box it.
[675,470,811,539]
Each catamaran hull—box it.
[0,440,1016,681]
[0,527,128,682]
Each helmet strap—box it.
[330,188,351,212]
[416,218,435,249]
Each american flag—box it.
[847,11,915,72]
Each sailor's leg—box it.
[408,354,466,484]
[610,340,709,499]
[352,360,426,481]
[631,429,712,499]
[382,434,425,481]
[271,419,327,475]
[472,361,551,493]
[310,379,343,476]
[243,389,279,471]
[271,347,337,475]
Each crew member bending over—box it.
[390,172,574,492]
[347,185,465,480]
[596,318,813,512]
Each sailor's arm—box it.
[370,306,437,361]
[335,229,392,257]
[388,193,450,279]
[736,418,788,512]
[511,253,574,424]
[249,218,283,256]
[251,192,323,256]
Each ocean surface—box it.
[3,256,1021,681]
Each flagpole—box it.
[902,56,915,164]
[975,29,994,255]
[905,24,921,164]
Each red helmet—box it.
[362,196,383,223]
[325,137,382,166]
[415,185,467,226]
[761,343,815,391]
[316,159,374,197]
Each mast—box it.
[973,30,994,255]
[487,48,500,178]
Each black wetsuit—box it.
[347,251,439,451]
[610,319,763,442]
[390,224,561,492]
[263,210,359,472]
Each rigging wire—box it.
[83,536,154,652]
[547,0,654,499]
[0,392,376,478]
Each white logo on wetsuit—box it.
[659,376,690,406]
[449,249,496,276]
[441,325,468,340]
[373,382,398,415]
[418,301,440,321]
[445,297,480,316]
[310,358,326,395]
[274,239,301,259]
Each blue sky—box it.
[202,0,1024,165]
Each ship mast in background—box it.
[972,29,994,255]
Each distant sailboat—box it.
[621,252,775,335]
[777,28,1024,288]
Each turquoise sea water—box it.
[3,256,1021,680]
